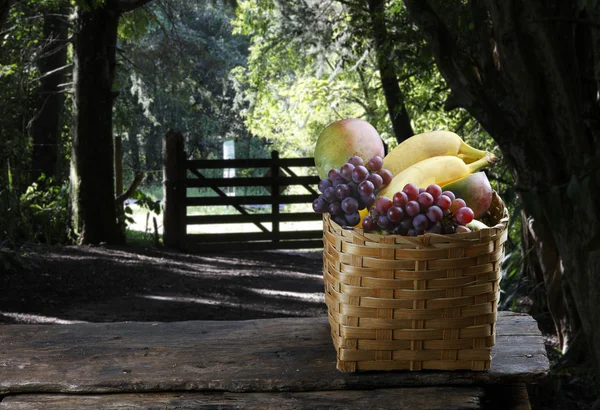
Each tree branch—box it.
[403,0,511,140]
[116,0,154,13]
[115,172,146,204]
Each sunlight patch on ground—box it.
[139,295,325,317]
[141,295,241,307]
[243,288,325,303]
[0,312,88,324]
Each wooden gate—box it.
[162,130,323,252]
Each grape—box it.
[443,224,456,234]
[387,206,404,223]
[328,169,341,181]
[340,163,355,181]
[400,218,413,230]
[378,169,393,185]
[331,176,346,187]
[408,229,419,237]
[449,198,467,214]
[332,215,347,226]
[417,192,434,210]
[413,214,429,231]
[347,156,364,166]
[352,165,369,183]
[402,183,419,201]
[426,205,443,222]
[442,190,456,201]
[347,181,359,197]
[455,225,472,233]
[435,194,452,211]
[367,173,384,190]
[318,178,332,193]
[328,201,342,216]
[323,186,336,203]
[366,156,383,172]
[341,197,359,213]
[312,196,328,213]
[377,215,391,230]
[427,221,443,234]
[392,191,408,207]
[375,197,393,214]
[358,180,375,196]
[405,200,420,217]
[390,225,407,235]
[455,207,475,225]
[362,215,376,231]
[335,184,350,200]
[361,193,376,208]
[426,184,442,199]
[418,187,426,194]
[345,211,361,226]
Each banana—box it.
[383,130,489,176]
[376,153,499,199]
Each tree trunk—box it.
[70,2,123,244]
[0,0,12,33]
[403,0,600,374]
[366,0,414,144]
[29,5,69,182]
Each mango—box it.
[314,118,384,179]
[441,172,493,219]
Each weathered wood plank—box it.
[480,384,532,410]
[0,312,548,395]
[0,387,484,410]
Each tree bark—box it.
[70,2,123,244]
[366,0,414,144]
[0,0,12,33]
[70,0,153,244]
[29,5,69,182]
[403,0,600,374]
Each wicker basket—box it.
[322,192,509,372]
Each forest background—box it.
[1,1,599,408]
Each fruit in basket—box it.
[466,219,489,231]
[314,118,385,179]
[376,153,498,201]
[382,130,491,176]
[441,172,493,219]
[312,155,392,227]
[363,183,476,235]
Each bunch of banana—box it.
[376,130,499,200]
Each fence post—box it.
[163,130,186,249]
[271,150,280,244]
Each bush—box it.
[19,175,71,244]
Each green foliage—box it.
[19,175,71,244]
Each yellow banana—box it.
[377,153,498,199]
[383,130,489,176]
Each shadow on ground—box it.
[0,245,327,324]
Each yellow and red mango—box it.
[314,118,384,179]
[441,171,493,219]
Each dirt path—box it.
[0,245,326,324]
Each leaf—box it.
[125,206,133,214]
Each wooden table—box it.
[0,311,549,409]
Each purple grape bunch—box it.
[312,155,393,227]
[361,183,475,236]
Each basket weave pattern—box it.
[322,192,509,372]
